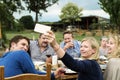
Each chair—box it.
[0,63,52,80]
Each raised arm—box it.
[46,31,65,58]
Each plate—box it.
[33,61,45,65]
[100,64,107,70]
[33,61,45,71]
[65,68,77,75]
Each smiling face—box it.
[38,34,48,48]
[100,37,108,48]
[107,37,117,54]
[64,33,73,43]
[9,35,30,52]
[63,31,74,44]
[11,39,29,52]
[80,37,99,59]
[80,40,95,58]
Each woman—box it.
[99,36,108,56]
[46,31,103,80]
[104,34,120,80]
[106,34,120,59]
[0,35,63,80]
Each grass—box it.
[4,30,102,47]
[6,30,40,41]
[5,30,64,46]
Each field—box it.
[0,30,105,56]
[5,30,83,42]
[5,30,63,43]
[4,30,104,47]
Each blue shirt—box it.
[61,53,103,80]
[60,40,81,58]
[0,50,55,79]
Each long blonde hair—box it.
[81,37,99,60]
[107,34,120,59]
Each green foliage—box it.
[2,0,23,12]
[19,15,35,29]
[81,32,86,36]
[59,2,83,24]
[1,27,7,42]
[0,0,24,21]
[0,0,28,46]
[13,20,24,31]
[99,0,120,33]
[0,0,25,32]
[4,30,102,47]
[0,3,14,23]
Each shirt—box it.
[0,50,55,80]
[61,53,103,80]
[60,40,81,58]
[30,40,55,61]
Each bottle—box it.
[52,54,58,70]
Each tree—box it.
[99,0,120,34]
[59,2,83,26]
[19,15,34,29]
[23,0,59,22]
[0,3,12,41]
[0,0,25,30]
[0,0,24,44]
[2,0,24,15]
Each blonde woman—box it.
[104,34,120,80]
[46,31,103,80]
[106,34,120,59]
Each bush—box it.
[13,21,24,31]
[19,15,35,29]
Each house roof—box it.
[81,10,110,19]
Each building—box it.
[78,15,110,30]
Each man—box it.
[30,33,55,62]
[99,36,108,56]
[0,35,64,79]
[60,30,81,58]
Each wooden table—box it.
[34,61,78,80]
[57,73,78,80]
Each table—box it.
[57,74,78,80]
[33,61,78,80]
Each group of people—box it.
[0,29,120,80]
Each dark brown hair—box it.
[63,30,74,38]
[9,35,30,50]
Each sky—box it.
[13,0,110,22]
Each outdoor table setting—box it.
[33,61,47,72]
[33,59,78,80]
[33,55,108,80]
[57,60,78,80]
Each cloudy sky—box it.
[13,0,110,22]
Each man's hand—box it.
[64,41,74,51]
[54,68,65,78]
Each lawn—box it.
[5,30,86,41]
[4,30,101,47]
